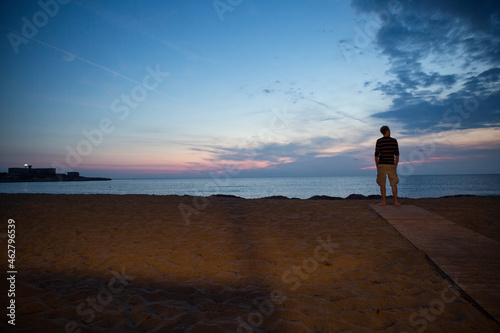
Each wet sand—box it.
[0,194,499,332]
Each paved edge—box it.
[369,204,500,325]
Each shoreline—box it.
[211,193,499,200]
[0,192,500,201]
[1,191,498,200]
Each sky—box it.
[0,0,499,179]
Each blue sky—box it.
[1,0,499,178]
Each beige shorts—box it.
[377,164,399,186]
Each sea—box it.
[1,174,499,199]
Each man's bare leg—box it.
[392,184,400,206]
[378,184,387,206]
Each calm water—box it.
[1,174,499,199]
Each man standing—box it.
[375,126,400,206]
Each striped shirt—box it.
[375,136,399,165]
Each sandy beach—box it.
[0,193,499,332]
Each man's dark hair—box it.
[380,126,390,135]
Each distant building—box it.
[8,167,56,176]
[1,166,110,182]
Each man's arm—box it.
[375,156,379,168]
[394,139,399,168]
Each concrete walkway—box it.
[370,204,500,323]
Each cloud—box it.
[349,0,500,132]
[372,68,500,132]
[252,80,369,125]
[237,154,367,178]
[204,136,341,162]
[62,53,76,62]
[351,0,500,35]
[183,136,350,174]
[462,67,500,96]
